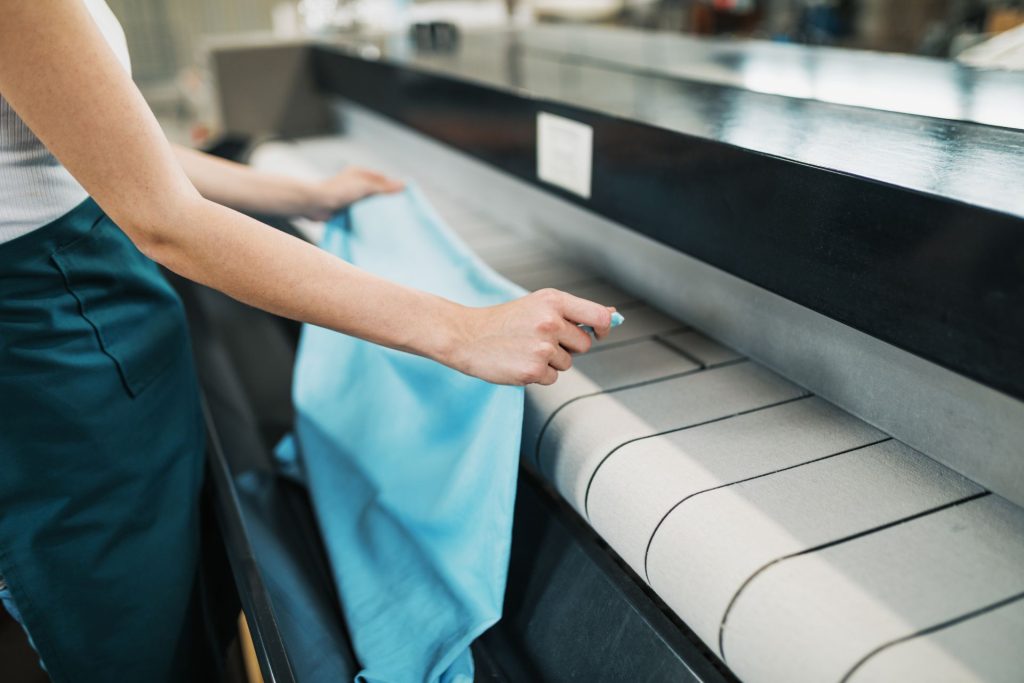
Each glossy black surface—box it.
[322,28,1024,219]
[498,471,734,683]
[313,41,1024,401]
[504,26,1024,131]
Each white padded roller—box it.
[587,397,885,575]
[723,494,1024,683]
[472,241,554,269]
[458,228,537,255]
[558,280,638,307]
[538,361,808,513]
[846,596,1024,683]
[253,137,368,177]
[659,329,743,367]
[497,260,597,290]
[249,138,516,246]
[250,138,350,180]
[646,439,983,655]
[523,340,700,464]
[429,199,510,241]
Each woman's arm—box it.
[172,144,404,220]
[0,1,610,385]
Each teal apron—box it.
[0,198,207,681]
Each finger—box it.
[549,345,573,372]
[364,169,405,193]
[557,320,592,354]
[555,292,613,338]
[595,307,619,340]
[536,366,559,386]
[360,168,388,181]
[377,177,405,193]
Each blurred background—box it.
[106,0,1024,146]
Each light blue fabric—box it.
[1,577,46,672]
[0,579,25,630]
[279,187,527,683]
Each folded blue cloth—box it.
[278,187,526,683]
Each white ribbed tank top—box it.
[0,0,131,244]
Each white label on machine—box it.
[537,113,593,199]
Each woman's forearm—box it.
[147,194,463,362]
[140,192,614,386]
[165,148,459,359]
[172,144,318,217]
[0,1,612,387]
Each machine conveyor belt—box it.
[250,136,1024,683]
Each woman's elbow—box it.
[107,191,204,266]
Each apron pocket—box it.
[51,217,185,397]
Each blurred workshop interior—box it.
[105,0,1024,145]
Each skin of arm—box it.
[0,1,612,385]
[171,144,405,220]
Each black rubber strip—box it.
[650,334,707,369]
[531,327,701,472]
[639,436,893,584]
[581,325,691,354]
[839,588,1024,682]
[581,392,811,518]
[532,357,746,477]
[716,490,992,660]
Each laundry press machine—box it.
[186,25,1024,683]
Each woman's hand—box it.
[170,147,405,220]
[445,289,614,386]
[302,167,405,221]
